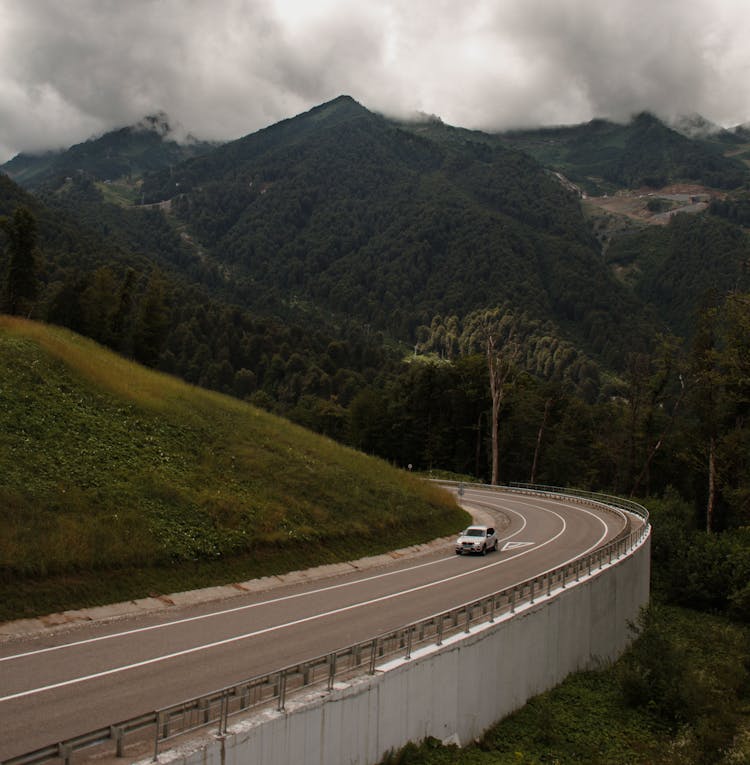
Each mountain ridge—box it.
[2,95,749,416]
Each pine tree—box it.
[1,207,39,316]
[132,271,170,367]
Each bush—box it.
[618,605,749,762]
[648,489,750,615]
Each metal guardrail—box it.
[2,484,650,765]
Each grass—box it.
[94,180,140,206]
[378,606,750,765]
[0,316,469,621]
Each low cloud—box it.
[1,0,748,161]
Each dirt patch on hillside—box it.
[584,183,722,226]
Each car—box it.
[455,525,498,555]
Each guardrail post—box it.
[58,743,72,765]
[489,595,496,622]
[110,725,124,757]
[464,605,471,633]
[277,670,287,711]
[368,638,378,674]
[219,691,229,734]
[530,579,535,604]
[588,554,592,576]
[436,616,444,646]
[199,697,210,724]
[405,627,413,659]
[153,712,162,761]
[510,587,516,614]
[561,565,567,588]
[327,652,337,691]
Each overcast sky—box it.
[1,0,749,161]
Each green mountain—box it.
[605,212,750,336]
[1,113,216,195]
[4,96,750,467]
[500,111,749,194]
[139,95,650,372]
[7,96,747,400]
[3,96,750,517]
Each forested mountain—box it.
[500,111,750,194]
[606,213,750,336]
[139,95,651,373]
[0,170,396,441]
[2,95,750,515]
[0,113,216,193]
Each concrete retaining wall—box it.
[154,532,650,765]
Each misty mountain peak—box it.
[670,113,723,139]
[134,111,173,138]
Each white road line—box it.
[1,494,620,704]
[0,503,573,704]
[0,493,530,664]
[0,556,467,664]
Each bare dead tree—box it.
[486,329,520,485]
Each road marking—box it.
[0,503,570,703]
[502,541,534,551]
[0,494,622,704]
[0,555,459,664]
[1,496,529,664]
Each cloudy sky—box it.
[1,0,749,161]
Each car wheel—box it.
[455,550,461,555]
[481,544,487,556]
[493,540,498,552]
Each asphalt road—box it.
[0,488,627,761]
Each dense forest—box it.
[500,111,750,194]
[2,96,750,611]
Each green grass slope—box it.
[0,316,467,621]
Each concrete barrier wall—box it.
[154,532,650,765]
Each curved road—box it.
[0,487,628,761]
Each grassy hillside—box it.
[0,316,467,621]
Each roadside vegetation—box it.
[380,607,750,765]
[0,316,467,621]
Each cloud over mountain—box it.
[1,0,748,161]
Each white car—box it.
[455,525,498,555]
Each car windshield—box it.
[465,528,484,537]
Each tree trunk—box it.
[490,387,500,485]
[707,435,716,533]
[475,411,483,479]
[487,334,518,486]
[530,397,553,485]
